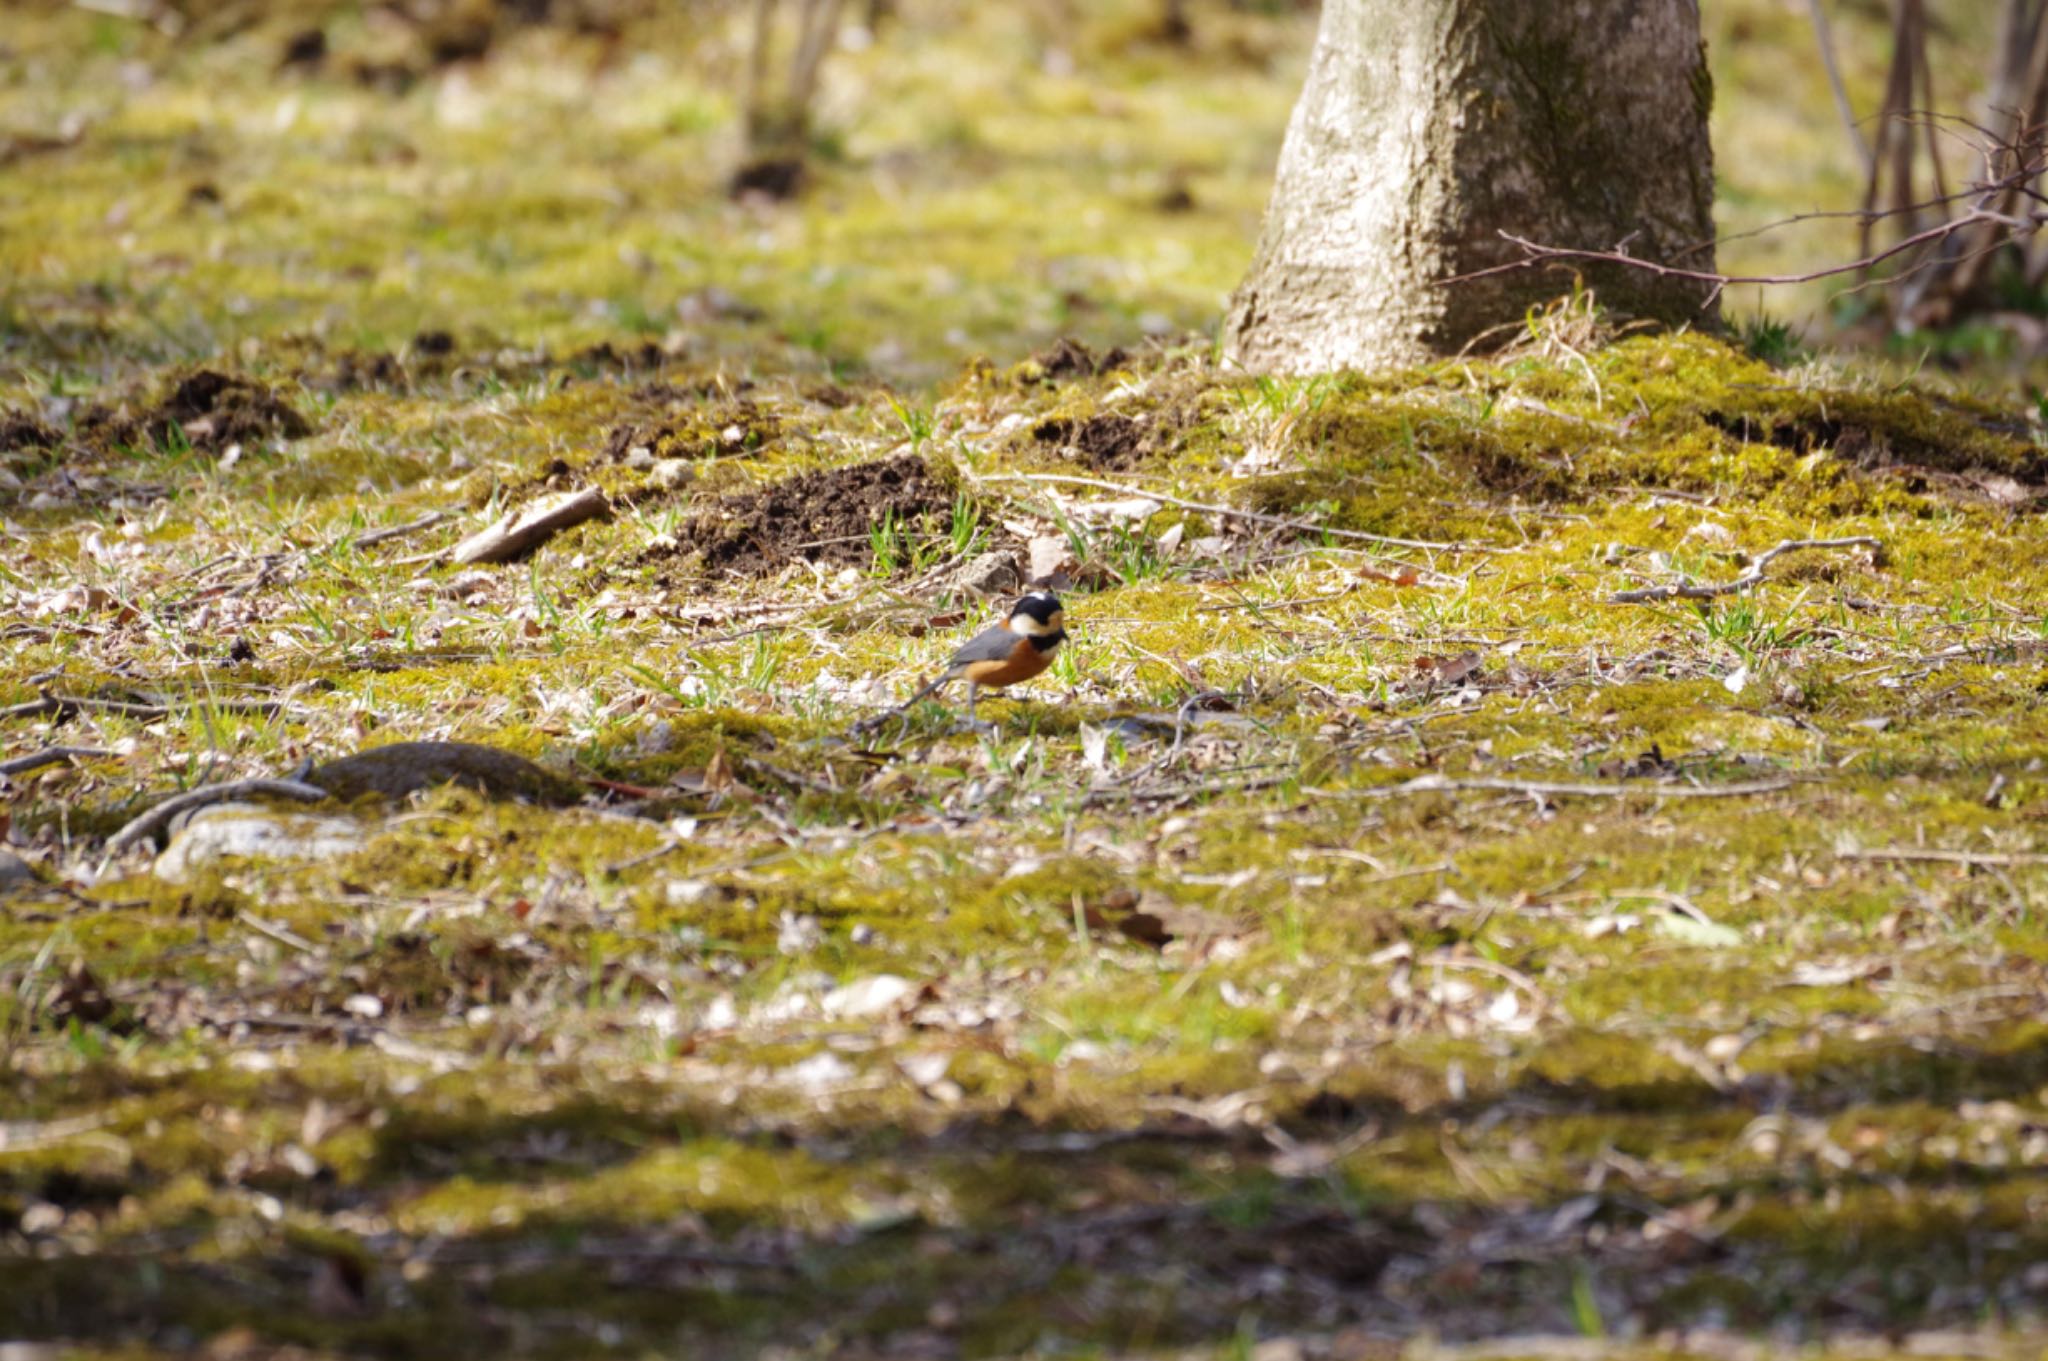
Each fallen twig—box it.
[352,509,453,549]
[975,471,1502,555]
[452,486,610,565]
[1610,537,1881,604]
[0,746,111,777]
[1452,208,2042,310]
[1839,846,2048,868]
[0,1114,115,1155]
[236,910,320,955]
[2,693,297,723]
[106,777,328,854]
[1332,773,1793,802]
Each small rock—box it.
[666,878,711,906]
[1250,1341,1306,1361]
[1703,1033,1746,1062]
[782,1051,853,1091]
[19,1201,64,1235]
[777,911,821,955]
[154,805,365,883]
[648,457,695,491]
[821,974,915,1019]
[948,550,1021,597]
[636,720,675,756]
[0,850,38,895]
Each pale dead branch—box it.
[1610,537,1881,604]
[106,777,329,854]
[451,487,610,565]
[1331,774,1794,802]
[1839,846,2048,867]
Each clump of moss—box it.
[1241,333,2046,538]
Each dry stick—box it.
[235,910,319,955]
[1609,537,1881,605]
[1806,0,1873,175]
[352,510,451,550]
[451,486,610,565]
[2,693,297,722]
[1338,774,1793,802]
[0,746,111,777]
[1444,201,2043,309]
[106,777,328,854]
[976,472,1498,555]
[1839,847,2048,868]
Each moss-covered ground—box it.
[9,2,2048,1359]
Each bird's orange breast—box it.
[960,639,1054,688]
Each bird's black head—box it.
[1006,590,1066,641]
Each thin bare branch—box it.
[1838,846,2048,867]
[1610,537,1882,605]
[1449,211,2034,295]
[1805,0,1873,175]
[0,746,111,778]
[1332,774,1794,802]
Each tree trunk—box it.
[1225,0,1718,373]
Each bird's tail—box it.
[902,671,952,708]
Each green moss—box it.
[9,7,2048,1356]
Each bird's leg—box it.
[960,683,997,735]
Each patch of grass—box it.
[7,2,2048,1356]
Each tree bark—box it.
[1225,0,1718,373]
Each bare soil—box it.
[656,452,955,578]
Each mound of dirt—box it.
[1022,337,1130,382]
[662,454,953,578]
[327,350,407,390]
[1032,411,1148,471]
[78,370,314,453]
[601,393,778,466]
[0,412,60,454]
[158,371,312,448]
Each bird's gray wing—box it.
[944,621,1022,673]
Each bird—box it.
[872,590,1068,728]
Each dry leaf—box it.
[1415,651,1482,686]
[1083,887,1243,948]
[1786,960,1891,988]
[1358,565,1420,587]
[1028,534,1071,582]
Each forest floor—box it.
[8,2,2048,1360]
